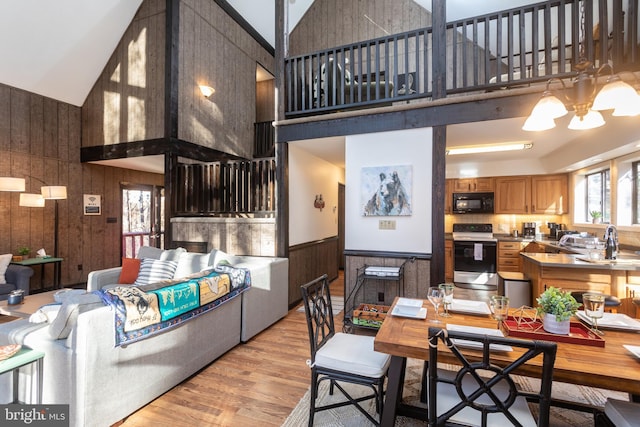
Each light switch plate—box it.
[379,220,396,230]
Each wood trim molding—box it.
[344,250,431,260]
[213,0,275,56]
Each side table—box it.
[10,257,63,291]
[0,346,44,404]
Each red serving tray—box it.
[503,315,605,347]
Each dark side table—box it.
[11,257,63,291]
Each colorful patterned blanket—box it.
[96,264,251,346]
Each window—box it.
[586,169,610,222]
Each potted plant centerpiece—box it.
[536,287,580,335]
[590,210,602,224]
[14,246,31,261]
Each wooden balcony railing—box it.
[284,0,639,117]
[173,158,276,216]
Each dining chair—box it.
[427,326,557,427]
[300,274,391,426]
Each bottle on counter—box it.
[605,234,617,260]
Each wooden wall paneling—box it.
[43,98,58,159]
[29,94,44,157]
[288,237,339,307]
[57,103,70,161]
[11,90,30,153]
[0,86,9,150]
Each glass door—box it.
[121,184,165,258]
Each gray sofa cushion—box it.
[137,246,185,262]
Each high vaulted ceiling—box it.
[1,1,639,177]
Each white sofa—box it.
[0,247,288,427]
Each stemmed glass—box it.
[583,293,605,336]
[427,286,445,323]
[438,283,454,318]
[489,295,509,330]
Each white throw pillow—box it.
[0,253,12,285]
[134,258,178,286]
[48,292,104,339]
[173,252,212,280]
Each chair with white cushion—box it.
[600,398,640,427]
[300,274,391,426]
[427,326,557,427]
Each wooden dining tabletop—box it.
[374,297,640,426]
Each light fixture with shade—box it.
[19,193,45,207]
[199,85,215,98]
[0,177,26,192]
[446,142,533,156]
[41,186,67,200]
[523,2,640,131]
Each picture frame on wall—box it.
[84,194,101,215]
[361,165,412,216]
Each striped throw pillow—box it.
[134,258,178,286]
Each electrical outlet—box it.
[379,220,396,230]
[378,292,385,302]
[77,264,83,271]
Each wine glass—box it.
[489,295,509,329]
[427,287,444,322]
[438,283,454,318]
[583,293,605,336]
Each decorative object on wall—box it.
[361,165,412,216]
[199,85,215,98]
[84,194,102,215]
[314,194,325,211]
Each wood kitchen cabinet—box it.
[452,177,494,192]
[444,179,453,214]
[531,174,568,214]
[494,176,531,214]
[445,240,453,281]
[498,241,524,272]
[494,174,568,214]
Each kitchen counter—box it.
[521,252,640,270]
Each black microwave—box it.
[452,192,494,214]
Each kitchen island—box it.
[521,252,640,316]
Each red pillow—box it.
[118,258,141,284]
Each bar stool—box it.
[570,291,622,313]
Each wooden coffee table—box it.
[0,290,64,318]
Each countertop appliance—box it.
[452,223,497,290]
[556,230,579,241]
[547,222,563,239]
[522,222,537,238]
[452,192,494,214]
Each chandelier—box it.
[523,3,640,131]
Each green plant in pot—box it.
[17,246,30,259]
[590,210,602,224]
[536,287,580,334]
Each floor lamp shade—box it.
[0,177,26,192]
[41,186,67,200]
[19,193,45,207]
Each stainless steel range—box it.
[452,223,498,290]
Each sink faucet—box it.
[603,224,618,259]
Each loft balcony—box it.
[283,0,640,119]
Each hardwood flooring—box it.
[117,273,345,427]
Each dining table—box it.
[373,296,640,427]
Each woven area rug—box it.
[297,296,344,316]
[282,358,626,426]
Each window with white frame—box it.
[586,169,610,223]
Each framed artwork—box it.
[84,194,101,215]
[361,165,412,216]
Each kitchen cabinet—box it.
[494,174,568,214]
[445,240,453,281]
[452,177,494,193]
[494,176,531,214]
[498,241,524,272]
[444,179,453,214]
[531,174,568,214]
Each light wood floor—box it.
[116,273,345,427]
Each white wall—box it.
[345,128,433,253]
[289,144,344,246]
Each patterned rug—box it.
[282,358,626,426]
[297,296,344,316]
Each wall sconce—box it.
[19,193,45,207]
[0,177,26,192]
[199,85,215,98]
[314,194,325,211]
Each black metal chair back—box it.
[300,274,335,365]
[427,326,557,427]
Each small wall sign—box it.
[84,194,102,215]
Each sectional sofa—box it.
[0,246,288,427]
